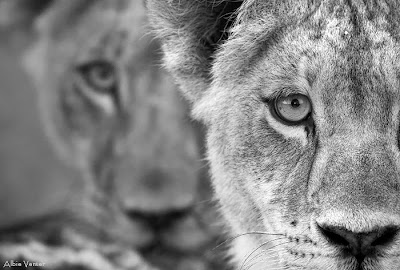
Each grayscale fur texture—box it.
[148,0,400,269]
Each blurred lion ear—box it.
[147,0,244,103]
[0,0,53,34]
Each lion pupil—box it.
[291,99,300,108]
[95,66,112,80]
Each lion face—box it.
[149,0,400,269]
[21,0,206,252]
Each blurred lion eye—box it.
[274,94,311,124]
[77,61,117,94]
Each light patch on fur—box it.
[192,85,229,123]
[325,18,348,42]
[307,147,329,202]
[316,210,400,234]
[22,38,47,88]
[264,107,308,146]
[296,56,312,92]
[81,88,115,116]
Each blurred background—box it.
[0,43,81,228]
[0,1,227,270]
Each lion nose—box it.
[317,224,399,263]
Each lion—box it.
[147,0,400,269]
[0,0,224,269]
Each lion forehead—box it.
[213,1,400,82]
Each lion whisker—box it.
[244,251,286,270]
[241,238,290,268]
[212,231,285,250]
[246,254,306,270]
[245,246,290,270]
[241,240,291,270]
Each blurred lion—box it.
[0,1,223,269]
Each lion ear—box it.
[0,0,53,34]
[147,0,244,103]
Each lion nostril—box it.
[317,224,350,247]
[371,226,399,247]
[317,223,400,263]
[317,224,367,263]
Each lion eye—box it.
[274,94,311,124]
[78,61,117,94]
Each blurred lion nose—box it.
[127,207,190,230]
[317,223,399,263]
